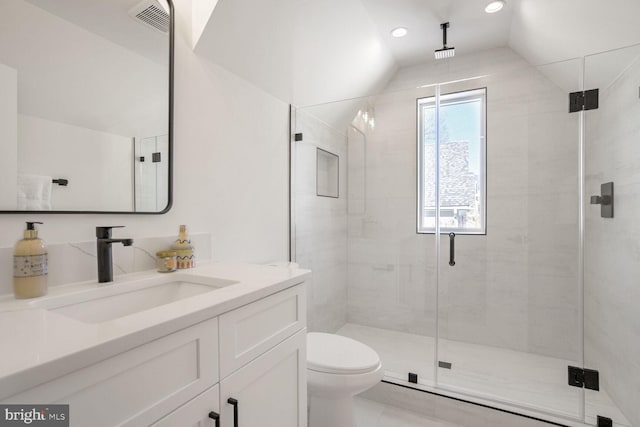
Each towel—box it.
[17,174,52,210]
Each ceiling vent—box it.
[129,0,170,34]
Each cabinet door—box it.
[152,385,220,427]
[220,329,307,427]
[219,284,306,378]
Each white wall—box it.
[293,110,348,333]
[0,0,289,288]
[585,52,640,427]
[0,63,18,207]
[343,47,582,361]
[17,115,134,211]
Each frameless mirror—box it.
[0,0,173,213]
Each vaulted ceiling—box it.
[196,0,640,107]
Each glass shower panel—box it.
[435,57,584,419]
[134,134,169,212]
[292,84,439,388]
[583,44,640,427]
[134,136,158,211]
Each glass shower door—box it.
[582,44,640,427]
[433,58,585,420]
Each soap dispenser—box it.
[13,221,48,299]
[171,225,195,269]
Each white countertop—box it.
[0,262,310,400]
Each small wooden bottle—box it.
[171,225,195,269]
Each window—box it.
[417,88,486,234]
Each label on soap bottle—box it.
[13,254,48,277]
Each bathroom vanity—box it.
[0,263,309,427]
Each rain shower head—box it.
[435,22,455,60]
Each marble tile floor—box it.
[338,323,630,427]
[354,396,464,427]
[358,382,555,427]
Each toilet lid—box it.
[307,333,381,375]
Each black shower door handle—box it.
[449,232,456,266]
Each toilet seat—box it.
[307,332,380,375]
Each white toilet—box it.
[307,332,383,427]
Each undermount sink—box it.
[30,274,238,323]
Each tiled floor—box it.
[338,323,630,427]
[357,382,554,427]
[354,396,463,427]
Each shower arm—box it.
[441,22,450,48]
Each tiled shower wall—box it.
[293,110,348,333]
[346,48,582,361]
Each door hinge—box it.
[597,416,613,427]
[408,372,418,384]
[568,366,599,390]
[569,89,599,113]
[294,133,303,142]
[152,152,162,163]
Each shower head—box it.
[435,22,455,60]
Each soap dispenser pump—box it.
[13,221,48,299]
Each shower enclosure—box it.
[291,44,640,427]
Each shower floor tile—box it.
[338,323,630,427]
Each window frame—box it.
[416,87,487,235]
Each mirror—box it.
[0,0,173,213]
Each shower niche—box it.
[316,148,339,198]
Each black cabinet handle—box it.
[227,398,238,427]
[208,411,220,427]
[449,232,456,266]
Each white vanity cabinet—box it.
[217,284,307,427]
[3,283,307,427]
[5,317,220,427]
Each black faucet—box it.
[96,226,134,283]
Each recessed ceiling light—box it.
[391,27,408,38]
[485,0,505,13]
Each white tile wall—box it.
[584,50,640,427]
[293,110,348,332]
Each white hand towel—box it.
[17,174,52,210]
